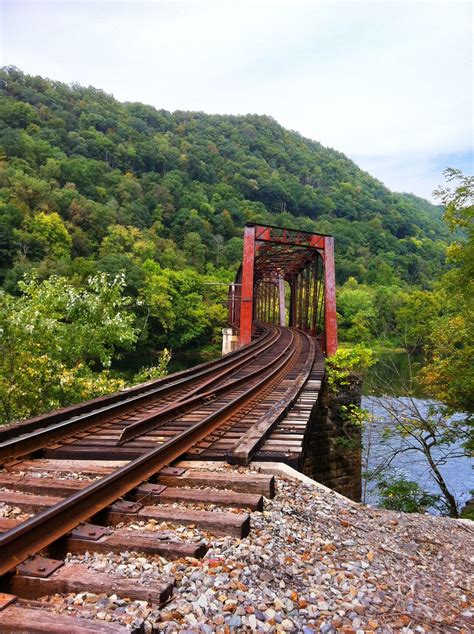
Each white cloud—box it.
[1,0,472,199]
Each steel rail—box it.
[117,326,293,444]
[0,325,274,444]
[227,330,315,464]
[0,327,281,461]
[151,325,283,408]
[0,328,302,575]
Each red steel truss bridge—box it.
[228,223,337,354]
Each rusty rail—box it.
[0,326,280,461]
[117,327,294,444]
[0,327,275,445]
[0,328,304,575]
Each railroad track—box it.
[0,326,319,631]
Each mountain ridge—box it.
[0,66,447,299]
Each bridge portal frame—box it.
[238,223,337,355]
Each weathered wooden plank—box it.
[4,459,127,476]
[0,475,87,496]
[0,517,22,532]
[62,439,156,448]
[264,439,303,447]
[67,528,207,559]
[268,430,301,437]
[0,604,130,633]
[107,506,250,538]
[136,485,263,511]
[0,490,63,513]
[158,470,275,497]
[11,563,174,604]
[44,447,142,460]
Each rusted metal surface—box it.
[69,523,109,541]
[116,326,283,445]
[239,225,256,345]
[109,501,143,514]
[17,556,64,578]
[159,466,185,476]
[228,332,315,464]
[0,325,275,462]
[136,483,167,496]
[0,319,326,633]
[230,223,337,354]
[323,236,338,355]
[0,325,273,443]
[0,593,16,611]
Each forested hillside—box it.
[0,66,448,350]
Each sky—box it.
[1,0,472,201]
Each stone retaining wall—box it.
[302,373,362,501]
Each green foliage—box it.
[394,290,443,350]
[0,273,137,423]
[338,403,369,428]
[0,67,448,304]
[377,476,441,514]
[140,262,228,348]
[459,490,474,520]
[337,278,376,342]
[421,169,474,413]
[369,393,470,517]
[460,505,474,521]
[334,403,370,450]
[132,348,171,384]
[23,211,72,260]
[0,68,466,415]
[325,345,375,390]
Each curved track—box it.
[0,325,279,460]
[0,326,318,580]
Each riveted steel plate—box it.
[138,483,167,495]
[159,467,186,476]
[110,500,143,513]
[17,556,64,578]
[70,523,109,541]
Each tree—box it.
[362,171,473,517]
[99,224,155,262]
[366,390,467,517]
[0,66,454,361]
[395,290,442,350]
[139,263,227,349]
[337,278,376,342]
[0,273,137,423]
[22,211,72,260]
[183,231,207,272]
[423,169,474,412]
[377,476,441,514]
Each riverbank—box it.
[23,466,473,632]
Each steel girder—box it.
[229,224,338,355]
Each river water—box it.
[361,350,472,512]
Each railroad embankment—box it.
[1,463,470,633]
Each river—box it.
[361,350,472,513]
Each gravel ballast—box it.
[33,469,473,632]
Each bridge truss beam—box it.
[230,224,338,355]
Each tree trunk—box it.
[424,445,459,518]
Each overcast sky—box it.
[1,0,472,201]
